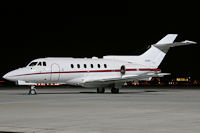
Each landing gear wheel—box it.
[111,88,119,94]
[97,87,105,93]
[29,85,37,95]
[29,89,36,95]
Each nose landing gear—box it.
[29,85,37,95]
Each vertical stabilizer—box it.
[139,34,196,67]
[156,34,178,45]
[104,34,196,68]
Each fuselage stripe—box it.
[10,68,160,77]
[139,69,161,71]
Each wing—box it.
[67,75,138,88]
[137,72,171,81]
[85,75,138,82]
[67,72,170,88]
[84,75,138,87]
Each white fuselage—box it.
[3,57,159,87]
[3,34,196,94]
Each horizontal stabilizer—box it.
[154,40,197,53]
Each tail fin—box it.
[104,34,196,68]
[156,34,178,45]
[139,34,196,67]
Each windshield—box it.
[28,62,38,67]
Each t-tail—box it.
[104,34,197,68]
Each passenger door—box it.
[50,63,60,82]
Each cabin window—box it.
[104,64,107,68]
[37,62,42,66]
[71,64,74,68]
[98,64,100,68]
[84,64,87,68]
[77,64,80,68]
[43,62,46,66]
[29,62,38,67]
[91,64,93,68]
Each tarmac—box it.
[0,86,200,133]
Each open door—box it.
[50,63,60,82]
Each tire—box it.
[111,88,119,93]
[29,89,37,95]
[97,87,105,93]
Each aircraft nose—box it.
[3,71,17,81]
[3,74,7,80]
[3,72,13,81]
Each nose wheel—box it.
[29,85,37,95]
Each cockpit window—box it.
[37,62,42,66]
[43,62,46,66]
[29,62,38,66]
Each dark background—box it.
[1,0,199,80]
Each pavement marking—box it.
[0,104,38,108]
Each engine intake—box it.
[120,65,126,75]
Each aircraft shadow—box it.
[20,90,163,95]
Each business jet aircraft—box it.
[3,34,196,94]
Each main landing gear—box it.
[97,87,119,94]
[29,85,37,95]
[97,87,105,93]
[111,87,119,93]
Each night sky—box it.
[1,1,200,80]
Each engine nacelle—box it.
[120,65,126,75]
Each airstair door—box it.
[50,63,60,82]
